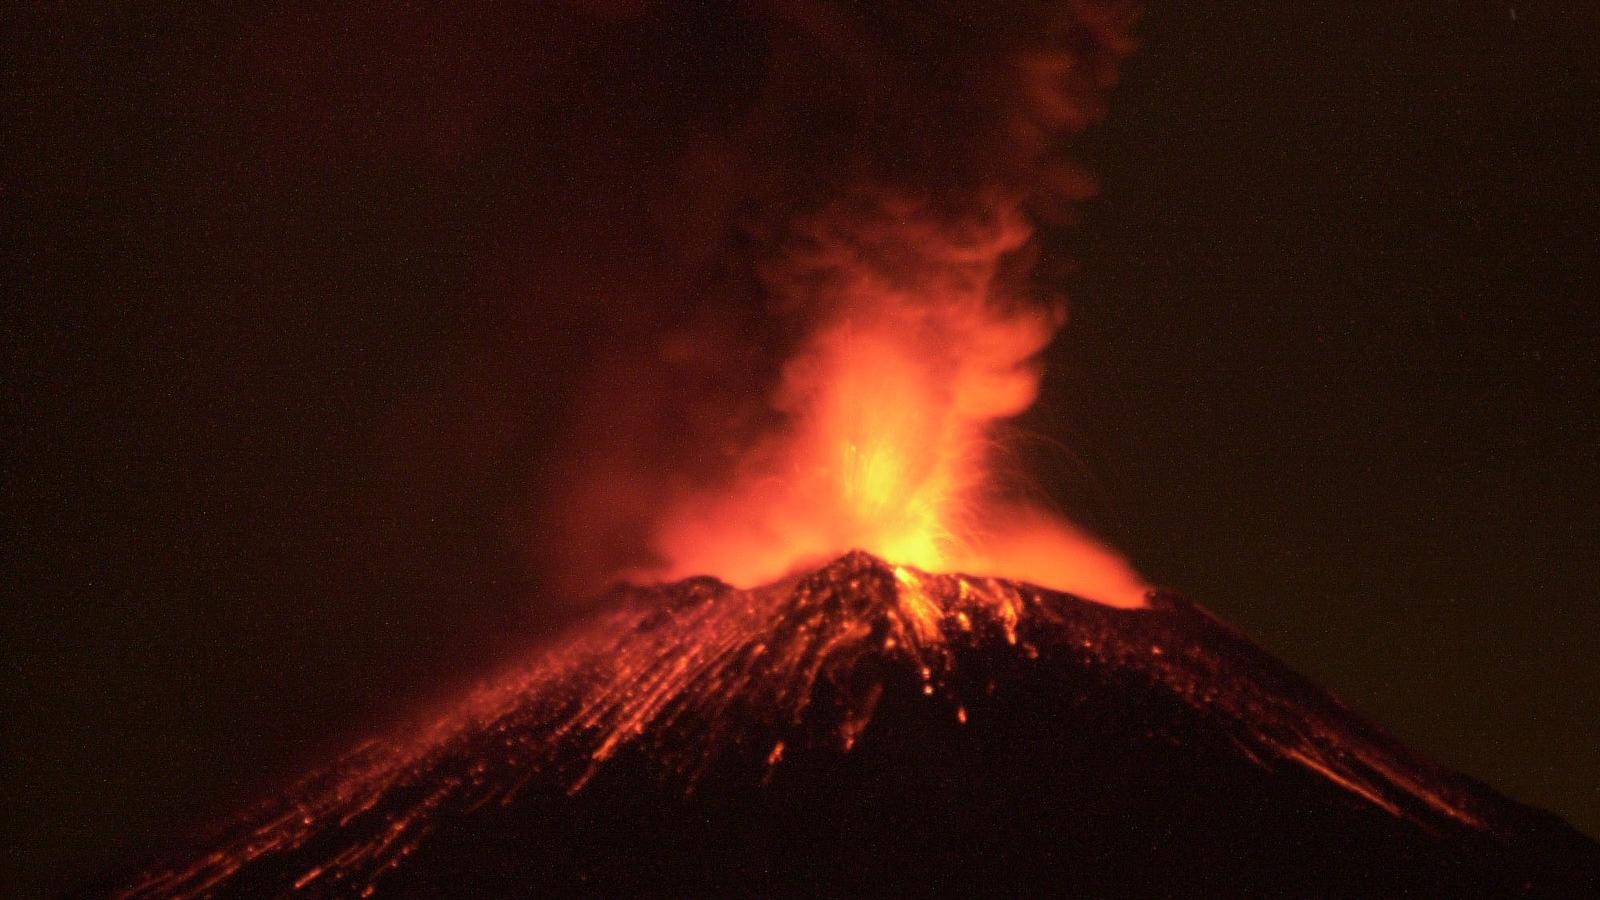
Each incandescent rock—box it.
[114,552,1600,898]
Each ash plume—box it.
[533,1,1144,600]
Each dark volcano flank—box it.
[111,552,1597,898]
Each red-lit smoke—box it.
[524,2,1146,607]
[640,190,1146,607]
[597,4,1143,606]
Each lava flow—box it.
[119,552,1599,897]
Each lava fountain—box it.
[625,1,1150,606]
[639,191,1148,607]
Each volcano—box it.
[117,552,1598,898]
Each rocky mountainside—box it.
[114,551,1599,897]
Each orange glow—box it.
[123,552,1489,897]
[637,194,1147,608]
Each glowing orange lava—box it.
[122,552,1495,898]
[639,195,1148,608]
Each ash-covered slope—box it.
[117,552,1598,898]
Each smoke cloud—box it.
[296,2,1145,603]
[521,1,1144,604]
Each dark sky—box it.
[1059,0,1600,848]
[6,3,1598,896]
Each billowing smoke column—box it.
[611,2,1147,606]
[643,189,1144,605]
[525,2,1144,607]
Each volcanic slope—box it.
[117,551,1599,898]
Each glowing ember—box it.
[117,552,1580,899]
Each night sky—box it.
[7,3,1598,896]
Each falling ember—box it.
[117,552,1597,897]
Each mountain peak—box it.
[119,558,1600,897]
